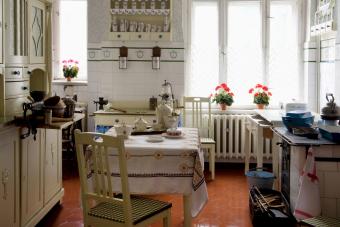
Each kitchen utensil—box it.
[149,96,158,110]
[62,97,76,118]
[44,100,66,118]
[44,96,61,106]
[30,91,46,102]
[321,93,340,125]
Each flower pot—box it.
[219,103,227,111]
[66,77,71,82]
[256,104,265,109]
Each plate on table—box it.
[146,135,164,143]
[162,133,184,139]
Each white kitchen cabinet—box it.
[0,0,3,64]
[28,0,46,64]
[44,128,61,203]
[94,112,156,131]
[4,0,29,64]
[20,128,44,226]
[0,127,20,227]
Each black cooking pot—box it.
[30,91,46,102]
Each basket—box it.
[245,168,275,189]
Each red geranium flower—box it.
[249,84,271,106]
[215,85,221,91]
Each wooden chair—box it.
[74,129,172,227]
[183,97,216,180]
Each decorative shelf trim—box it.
[52,80,88,86]
[111,8,170,16]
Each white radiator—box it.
[207,114,272,160]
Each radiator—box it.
[207,114,272,160]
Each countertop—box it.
[94,109,156,116]
[255,109,321,126]
[273,127,335,146]
[0,113,85,131]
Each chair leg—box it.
[209,145,215,180]
[163,210,171,227]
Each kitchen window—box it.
[59,0,87,81]
[187,0,304,107]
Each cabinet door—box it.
[0,128,19,227]
[21,128,44,225]
[44,129,61,203]
[4,0,29,64]
[29,0,46,64]
[0,0,3,64]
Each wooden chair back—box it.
[183,97,212,138]
[74,129,133,226]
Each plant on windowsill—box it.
[210,83,234,110]
[248,84,272,109]
[63,59,79,81]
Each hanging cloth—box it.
[294,147,321,220]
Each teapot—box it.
[134,117,148,132]
[156,100,173,129]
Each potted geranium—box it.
[211,83,234,110]
[249,84,272,109]
[62,59,79,81]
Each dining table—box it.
[86,127,208,227]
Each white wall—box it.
[52,0,186,131]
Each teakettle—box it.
[134,117,148,132]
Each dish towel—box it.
[294,147,321,220]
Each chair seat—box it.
[200,137,215,144]
[301,216,340,227]
[88,196,172,225]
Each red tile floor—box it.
[37,163,253,227]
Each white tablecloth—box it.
[86,127,208,217]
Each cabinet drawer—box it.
[23,68,32,80]
[5,97,27,116]
[130,32,150,41]
[150,32,171,41]
[109,32,129,41]
[5,68,23,80]
[5,81,30,98]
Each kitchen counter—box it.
[1,113,85,131]
[255,109,321,126]
[0,115,17,130]
[94,109,156,116]
[273,127,336,146]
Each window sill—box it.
[52,79,88,86]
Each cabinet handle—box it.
[22,86,28,91]
[138,35,142,38]
[12,71,21,75]
[117,34,121,38]
[51,144,54,166]
[158,34,163,39]
[27,71,32,75]
[2,169,9,200]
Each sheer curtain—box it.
[187,0,219,97]
[268,1,300,105]
[58,0,87,81]
[226,1,263,105]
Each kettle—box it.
[134,117,148,132]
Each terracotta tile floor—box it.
[37,163,253,227]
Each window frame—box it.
[57,0,88,82]
[188,0,304,109]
